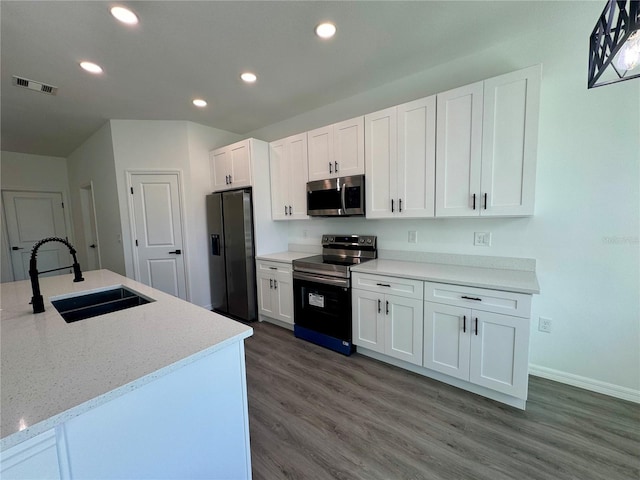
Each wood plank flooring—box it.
[244,322,640,480]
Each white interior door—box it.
[2,190,71,281]
[129,173,187,300]
[80,183,101,271]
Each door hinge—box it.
[135,239,138,246]
[61,202,64,208]
[130,187,134,194]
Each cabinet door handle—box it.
[270,279,273,289]
[472,193,476,210]
[475,317,478,336]
[376,283,391,287]
[274,280,278,289]
[461,296,482,301]
[399,198,402,213]
[284,205,288,216]
[225,175,229,185]
[229,174,232,184]
[391,199,394,213]
[378,299,381,313]
[463,315,466,333]
[385,300,389,315]
[289,205,292,215]
[335,161,338,173]
[484,193,487,210]
[329,162,333,174]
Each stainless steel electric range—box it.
[292,234,377,355]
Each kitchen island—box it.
[0,269,253,479]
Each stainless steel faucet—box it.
[29,237,84,313]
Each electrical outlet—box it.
[474,232,491,246]
[538,317,552,333]
[302,229,308,239]
[408,230,418,244]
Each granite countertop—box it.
[351,259,540,294]
[255,251,315,263]
[0,269,252,450]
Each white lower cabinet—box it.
[352,272,533,407]
[256,260,294,326]
[0,429,61,480]
[423,302,530,398]
[352,273,424,366]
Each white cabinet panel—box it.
[386,296,423,365]
[352,289,385,353]
[469,311,530,398]
[308,117,364,181]
[365,96,435,219]
[435,81,484,217]
[423,302,470,381]
[353,284,423,366]
[0,430,60,480]
[481,65,541,216]
[256,260,294,325]
[435,66,541,217]
[270,134,309,220]
[210,139,252,191]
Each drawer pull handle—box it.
[475,317,478,336]
[463,315,466,333]
[461,296,482,301]
[269,266,278,270]
[376,283,391,287]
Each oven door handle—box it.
[293,271,350,288]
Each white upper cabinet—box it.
[269,133,309,220]
[481,65,541,216]
[435,65,541,217]
[210,139,252,191]
[308,116,364,181]
[435,81,484,217]
[366,96,436,219]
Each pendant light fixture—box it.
[588,0,640,88]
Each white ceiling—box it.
[1,1,579,158]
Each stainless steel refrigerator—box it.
[207,188,257,322]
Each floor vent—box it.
[12,76,58,95]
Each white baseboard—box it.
[529,364,640,404]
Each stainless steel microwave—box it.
[307,174,365,217]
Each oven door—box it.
[293,271,352,342]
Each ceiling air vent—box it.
[12,76,58,96]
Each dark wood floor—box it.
[244,322,640,480]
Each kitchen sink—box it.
[51,286,154,323]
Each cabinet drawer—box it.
[352,273,423,300]
[256,260,291,275]
[424,282,531,318]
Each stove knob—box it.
[329,237,334,242]
[359,239,364,244]
[367,239,372,244]
[323,236,328,242]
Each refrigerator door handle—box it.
[211,234,221,256]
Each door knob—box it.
[168,249,182,254]
[89,244,96,249]
[11,246,24,250]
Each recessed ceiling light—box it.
[240,72,257,83]
[315,22,336,39]
[193,99,207,107]
[79,61,103,74]
[110,6,139,25]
